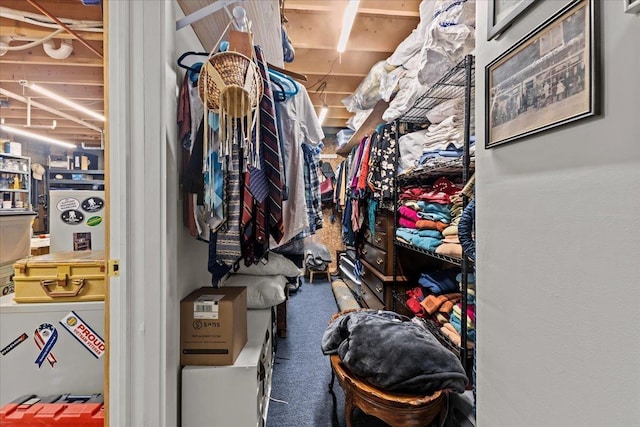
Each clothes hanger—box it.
[177,51,209,71]
[268,68,299,98]
[269,79,287,103]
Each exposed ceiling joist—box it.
[0,42,104,67]
[283,0,420,18]
[0,63,104,85]
[0,81,104,100]
[287,48,390,77]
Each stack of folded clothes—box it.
[396,177,463,254]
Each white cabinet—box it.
[182,309,275,427]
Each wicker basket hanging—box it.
[197,50,263,116]
[197,20,264,166]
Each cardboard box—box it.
[180,287,247,366]
[3,142,21,156]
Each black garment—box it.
[183,121,205,205]
[321,310,468,395]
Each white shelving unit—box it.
[0,152,31,212]
[181,309,275,427]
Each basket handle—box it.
[208,20,234,58]
[40,277,86,298]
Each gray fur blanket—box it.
[321,310,468,395]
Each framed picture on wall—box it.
[624,0,640,13]
[485,0,598,149]
[488,0,536,40]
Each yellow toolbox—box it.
[13,250,106,303]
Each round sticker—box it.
[56,198,80,212]
[86,216,103,227]
[60,210,84,225]
[81,197,104,213]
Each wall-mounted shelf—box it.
[0,152,31,211]
[48,169,105,191]
[336,100,389,155]
[0,168,29,175]
[0,189,29,193]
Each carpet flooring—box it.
[266,275,475,427]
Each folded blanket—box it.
[399,217,417,229]
[418,270,459,294]
[399,205,420,222]
[396,228,442,251]
[416,219,448,232]
[436,243,462,258]
[321,310,468,395]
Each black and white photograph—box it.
[486,0,596,148]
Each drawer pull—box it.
[362,249,368,255]
[375,220,382,227]
[375,286,383,293]
[374,237,382,244]
[376,258,384,265]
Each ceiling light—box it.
[0,124,76,149]
[337,0,360,53]
[317,106,329,126]
[21,81,105,122]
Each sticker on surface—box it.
[34,323,58,368]
[56,197,80,212]
[60,311,105,359]
[0,333,28,356]
[193,295,223,319]
[81,197,104,213]
[61,209,84,225]
[86,216,103,227]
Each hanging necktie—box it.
[215,141,242,266]
[254,45,284,243]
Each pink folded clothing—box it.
[398,217,417,228]
[399,205,420,222]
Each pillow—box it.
[236,252,301,277]
[220,274,287,309]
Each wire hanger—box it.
[177,51,209,71]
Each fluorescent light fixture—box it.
[0,124,77,149]
[24,82,105,122]
[337,0,360,53]
[317,106,329,126]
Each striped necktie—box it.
[254,45,284,243]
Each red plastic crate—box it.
[0,394,104,426]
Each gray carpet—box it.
[266,275,475,427]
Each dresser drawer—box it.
[362,243,389,275]
[361,266,385,302]
[360,283,385,310]
[373,214,389,234]
[364,228,388,252]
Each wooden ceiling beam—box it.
[0,63,104,85]
[283,0,421,18]
[302,73,363,94]
[0,19,104,41]
[284,9,418,54]
[0,41,104,67]
[322,117,349,128]
[0,82,104,100]
[2,102,104,114]
[0,108,102,124]
[2,0,104,21]
[284,48,390,77]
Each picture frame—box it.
[624,0,640,14]
[485,0,598,149]
[488,0,537,41]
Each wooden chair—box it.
[308,268,332,283]
[329,354,447,427]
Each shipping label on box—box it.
[193,294,223,319]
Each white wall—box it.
[476,1,640,426]
[173,4,214,300]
